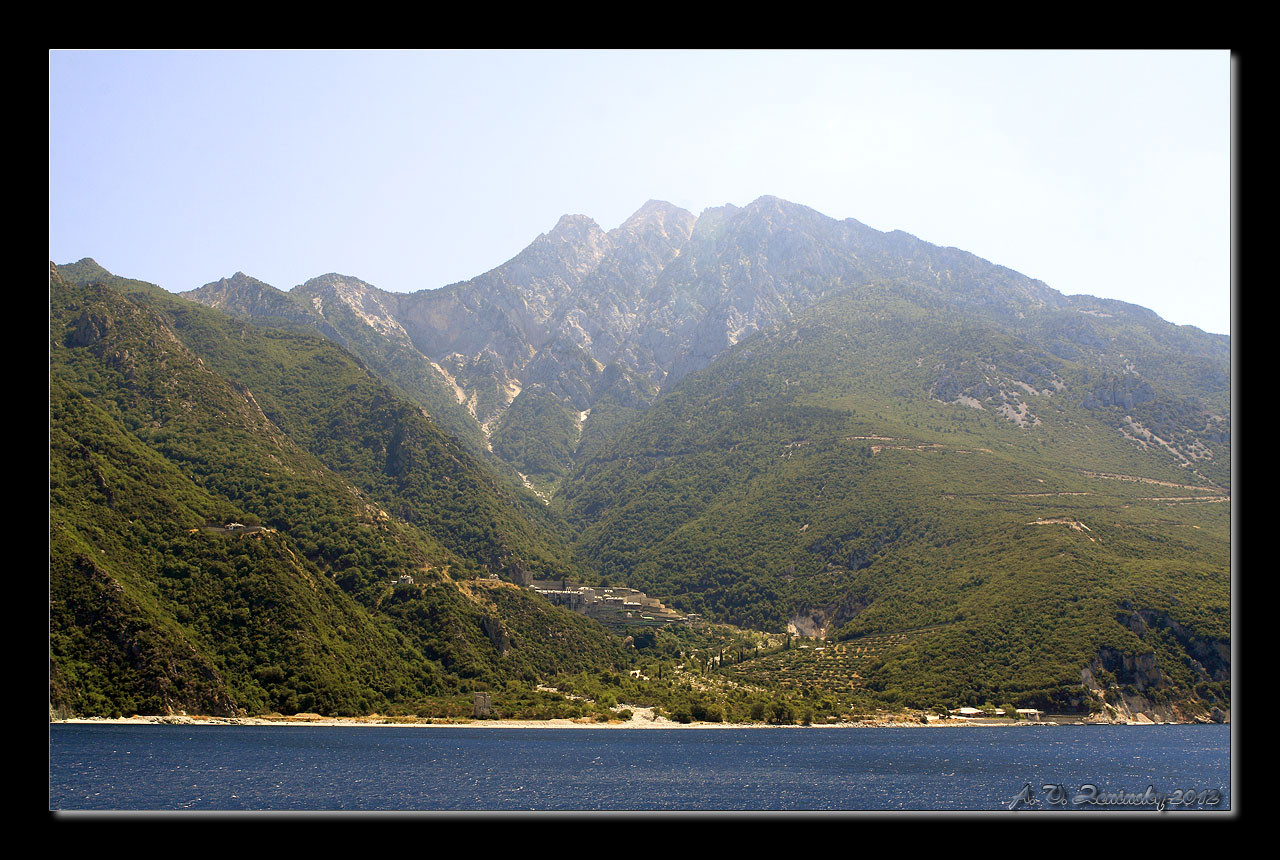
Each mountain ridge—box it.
[50,262,637,718]
[54,195,1230,722]
[179,195,1227,494]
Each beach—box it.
[53,707,1082,729]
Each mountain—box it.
[185,196,1228,494]
[55,195,1230,722]
[50,264,630,719]
[556,283,1229,716]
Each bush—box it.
[769,701,795,725]
[691,702,723,723]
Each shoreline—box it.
[52,709,1210,730]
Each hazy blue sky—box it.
[49,49,1232,335]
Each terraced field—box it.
[723,629,933,696]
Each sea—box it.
[49,723,1231,814]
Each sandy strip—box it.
[52,708,1075,729]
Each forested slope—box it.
[50,265,628,718]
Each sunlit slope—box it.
[51,266,627,717]
[556,282,1229,712]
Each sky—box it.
[49,49,1232,336]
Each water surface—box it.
[50,723,1231,812]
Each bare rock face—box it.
[1120,608,1230,684]
[1093,647,1166,693]
[1080,607,1232,723]
[787,609,831,639]
[191,271,334,334]
[480,616,510,657]
[278,197,912,431]
[180,195,1230,497]
[69,308,111,347]
[1082,376,1156,411]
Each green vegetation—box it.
[491,386,583,491]
[49,254,1230,722]
[554,284,1230,717]
[50,268,626,718]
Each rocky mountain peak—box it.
[185,271,324,333]
[198,271,277,294]
[616,200,696,238]
[746,193,787,211]
[70,256,106,273]
[298,273,379,294]
[179,195,1230,498]
[738,195,825,230]
[53,257,117,288]
[544,213,605,245]
[606,202,696,267]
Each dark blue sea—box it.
[49,723,1231,813]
